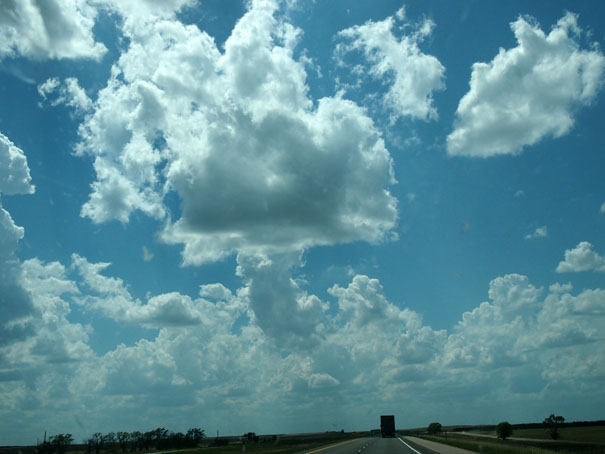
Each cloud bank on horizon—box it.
[0,0,605,445]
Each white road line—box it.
[398,437,422,454]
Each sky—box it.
[1,0,605,445]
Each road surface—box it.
[303,437,437,454]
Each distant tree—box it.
[496,422,513,440]
[37,438,53,454]
[87,433,104,454]
[81,428,206,453]
[243,432,259,443]
[142,431,154,451]
[427,422,442,435]
[50,434,74,454]
[103,433,117,452]
[185,428,205,447]
[149,428,169,450]
[544,414,565,440]
[129,432,143,452]
[116,432,130,452]
[168,432,185,449]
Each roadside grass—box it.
[483,427,605,443]
[1,436,361,454]
[417,434,604,454]
[467,426,605,443]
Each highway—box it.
[305,437,435,454]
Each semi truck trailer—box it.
[380,415,395,437]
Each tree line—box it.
[426,413,567,441]
[37,428,205,454]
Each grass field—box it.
[469,426,605,443]
[0,436,361,454]
[418,433,605,454]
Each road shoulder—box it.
[403,436,476,454]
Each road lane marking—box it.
[398,437,422,454]
[305,438,360,453]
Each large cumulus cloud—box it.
[3,0,605,444]
[76,0,398,265]
[236,253,328,350]
[447,12,605,157]
[0,0,106,60]
[64,269,605,434]
[99,0,195,21]
[3,237,605,442]
[0,133,36,345]
[0,138,94,442]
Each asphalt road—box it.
[305,437,435,454]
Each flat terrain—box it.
[419,433,605,454]
[4,427,604,454]
[469,426,605,443]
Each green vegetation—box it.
[544,414,565,440]
[417,434,604,454]
[37,434,74,454]
[501,426,605,443]
[20,432,361,454]
[496,422,513,440]
[427,422,442,435]
[467,422,605,443]
[80,428,206,453]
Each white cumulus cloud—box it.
[0,0,106,60]
[0,203,36,345]
[556,241,605,273]
[76,0,398,264]
[0,133,35,195]
[98,0,195,21]
[71,253,243,329]
[0,132,36,345]
[236,252,328,350]
[447,12,605,157]
[4,247,605,442]
[336,6,445,122]
[20,258,92,363]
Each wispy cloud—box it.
[525,225,548,240]
[142,246,154,262]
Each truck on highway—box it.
[380,415,396,438]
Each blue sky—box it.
[1,0,605,445]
